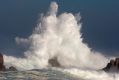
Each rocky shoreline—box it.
[0,53,17,71]
[103,58,119,72]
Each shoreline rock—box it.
[48,57,61,67]
[103,58,119,72]
[0,53,17,71]
[8,66,17,71]
[0,53,6,71]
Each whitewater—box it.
[1,2,119,80]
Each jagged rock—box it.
[8,66,17,71]
[48,57,61,67]
[103,58,119,72]
[0,53,6,71]
[0,53,17,71]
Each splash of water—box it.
[4,2,108,70]
[63,68,119,80]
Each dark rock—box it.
[0,53,6,71]
[0,54,3,65]
[103,60,114,71]
[0,65,6,71]
[0,53,17,71]
[8,66,17,71]
[103,58,119,72]
[48,57,61,67]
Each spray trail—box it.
[4,2,108,70]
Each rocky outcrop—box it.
[48,57,61,67]
[0,53,17,71]
[0,53,6,71]
[103,58,119,72]
[8,66,17,71]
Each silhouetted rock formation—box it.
[48,57,61,67]
[0,53,17,71]
[103,58,119,72]
[8,66,17,71]
[0,53,6,71]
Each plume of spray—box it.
[3,2,109,70]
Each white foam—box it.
[63,68,119,80]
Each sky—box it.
[0,0,119,57]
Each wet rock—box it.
[0,53,17,71]
[0,65,6,71]
[8,66,17,71]
[0,53,6,71]
[48,57,61,67]
[103,58,119,72]
[0,54,3,65]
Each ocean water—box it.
[0,68,119,80]
[0,68,78,80]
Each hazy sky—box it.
[0,0,119,57]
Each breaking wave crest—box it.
[4,1,109,70]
